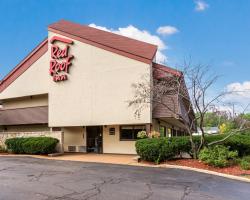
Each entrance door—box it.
[86,126,103,153]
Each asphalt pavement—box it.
[0,156,249,200]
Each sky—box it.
[0,0,249,111]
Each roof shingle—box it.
[48,20,157,62]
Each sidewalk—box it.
[34,153,139,165]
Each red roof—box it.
[0,20,174,93]
[48,20,157,64]
[153,63,182,78]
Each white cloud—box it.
[205,82,250,115]
[226,81,250,99]
[194,0,209,12]
[157,26,179,36]
[155,51,167,64]
[223,81,250,112]
[88,23,110,32]
[89,23,167,64]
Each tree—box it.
[208,104,250,146]
[128,61,228,158]
[197,112,228,127]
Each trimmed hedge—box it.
[135,138,175,163]
[175,134,250,157]
[136,133,250,163]
[136,137,191,163]
[170,137,192,156]
[5,137,59,154]
[193,134,250,157]
[223,134,250,156]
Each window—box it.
[167,128,171,137]
[170,129,186,137]
[159,126,166,137]
[171,129,177,137]
[120,125,146,141]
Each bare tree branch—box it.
[128,60,246,158]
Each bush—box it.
[5,137,59,154]
[135,138,175,164]
[5,138,26,153]
[193,134,250,157]
[223,134,250,157]
[240,156,250,170]
[198,145,238,168]
[135,133,250,163]
[170,137,192,156]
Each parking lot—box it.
[0,156,249,200]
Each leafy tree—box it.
[197,112,228,127]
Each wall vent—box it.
[78,146,87,153]
[68,146,77,152]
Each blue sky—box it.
[0,0,249,105]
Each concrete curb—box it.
[160,164,250,183]
[1,154,250,183]
[129,162,250,183]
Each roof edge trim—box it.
[48,27,155,65]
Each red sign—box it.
[49,36,74,82]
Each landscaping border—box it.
[161,164,250,183]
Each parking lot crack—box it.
[140,183,153,200]
[79,177,122,200]
[29,171,45,182]
[0,167,12,172]
[181,186,191,200]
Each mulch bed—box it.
[0,152,9,155]
[165,159,250,177]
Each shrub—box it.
[135,138,175,164]
[224,134,250,157]
[5,138,26,153]
[170,137,192,156]
[194,134,250,157]
[198,145,238,168]
[5,137,59,154]
[240,156,250,170]
[135,133,250,163]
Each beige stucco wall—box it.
[63,127,86,151]
[103,125,136,154]
[0,52,50,100]
[2,94,48,109]
[0,31,152,127]
[62,125,136,154]
[48,32,152,127]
